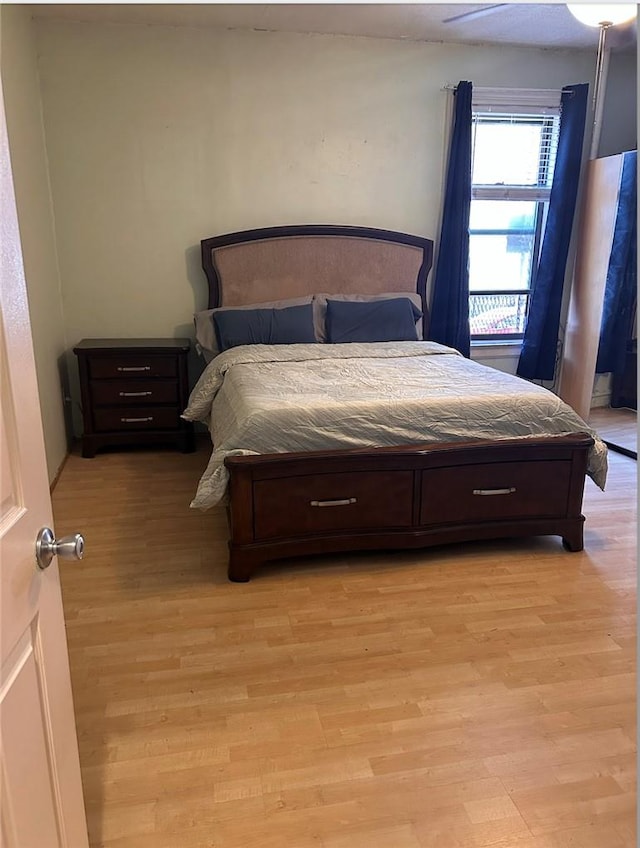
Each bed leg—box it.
[227,549,256,582]
[562,525,584,552]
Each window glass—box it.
[470,293,529,336]
[469,200,537,231]
[472,121,546,186]
[469,232,535,291]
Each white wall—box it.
[598,48,637,158]
[33,20,601,423]
[3,15,630,443]
[1,6,70,482]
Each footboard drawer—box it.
[420,460,572,526]
[253,471,414,541]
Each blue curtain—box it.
[596,150,637,375]
[429,81,472,357]
[517,83,589,381]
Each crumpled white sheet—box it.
[182,341,608,509]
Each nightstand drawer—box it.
[93,406,180,432]
[91,380,178,406]
[89,356,177,380]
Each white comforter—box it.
[182,342,607,509]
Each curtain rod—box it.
[441,84,573,97]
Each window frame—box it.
[468,93,561,342]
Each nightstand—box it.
[73,339,195,458]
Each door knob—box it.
[36,527,85,570]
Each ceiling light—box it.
[566,4,637,27]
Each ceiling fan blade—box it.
[442,4,508,25]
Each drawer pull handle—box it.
[472,487,516,496]
[120,416,154,423]
[310,498,357,508]
[117,366,151,372]
[119,391,153,397]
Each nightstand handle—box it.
[117,365,151,372]
[472,487,516,496]
[119,391,153,397]
[121,416,154,423]
[310,498,357,508]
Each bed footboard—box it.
[223,434,593,581]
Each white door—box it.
[0,82,88,847]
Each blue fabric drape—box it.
[517,83,589,381]
[596,150,637,375]
[429,81,472,357]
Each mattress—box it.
[182,341,608,509]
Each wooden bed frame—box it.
[200,225,593,582]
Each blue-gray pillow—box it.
[326,298,421,343]
[213,303,316,352]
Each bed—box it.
[185,225,607,582]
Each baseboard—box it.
[49,449,71,494]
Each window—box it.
[469,99,561,340]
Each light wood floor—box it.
[589,407,637,456]
[52,440,637,848]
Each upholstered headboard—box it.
[200,225,434,323]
